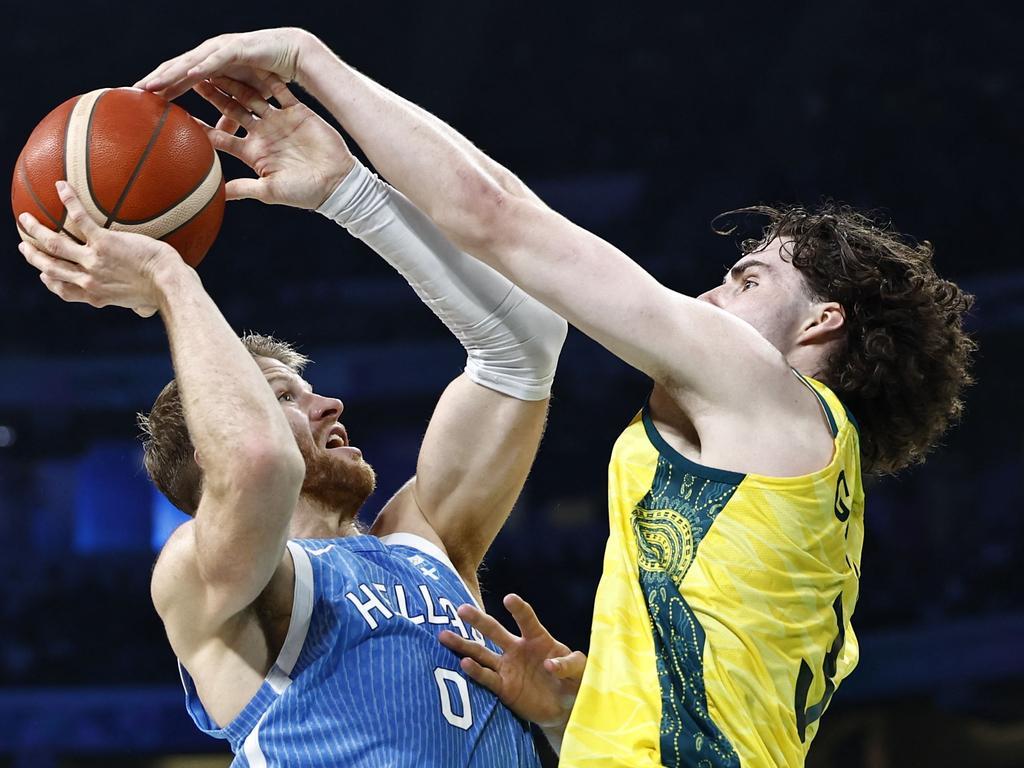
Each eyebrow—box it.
[724,258,771,283]
[266,373,313,393]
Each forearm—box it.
[148,261,304,626]
[154,261,303,491]
[294,37,745,397]
[297,39,519,255]
[318,160,566,400]
[318,160,564,568]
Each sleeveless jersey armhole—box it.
[176,540,316,741]
[378,531,481,609]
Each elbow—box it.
[527,302,570,373]
[544,313,570,366]
[437,172,527,255]
[243,441,306,495]
[210,440,306,503]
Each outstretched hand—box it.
[135,28,313,101]
[439,594,586,732]
[192,74,354,210]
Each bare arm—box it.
[138,31,780,408]
[150,259,305,647]
[18,182,305,655]
[176,75,566,584]
[372,377,550,591]
[290,38,793,415]
[315,162,564,585]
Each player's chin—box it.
[340,455,377,498]
[302,455,376,514]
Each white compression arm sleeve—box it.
[317,160,567,401]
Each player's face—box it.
[256,358,377,515]
[696,238,820,355]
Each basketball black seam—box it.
[60,227,84,245]
[19,159,62,229]
[104,102,172,228]
[19,98,76,231]
[16,219,83,245]
[110,152,218,226]
[157,176,222,242]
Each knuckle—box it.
[85,293,105,308]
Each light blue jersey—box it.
[179,533,540,767]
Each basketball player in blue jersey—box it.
[136,29,975,765]
[16,73,568,766]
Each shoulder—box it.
[151,520,199,618]
[653,362,839,478]
[153,521,295,653]
[369,479,454,564]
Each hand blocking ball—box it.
[11,88,225,268]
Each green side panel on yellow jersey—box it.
[561,374,865,768]
[634,454,741,767]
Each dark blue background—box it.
[1,2,1021,766]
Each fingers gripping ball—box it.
[11,88,225,267]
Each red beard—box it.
[298,441,377,518]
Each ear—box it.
[193,448,204,470]
[799,301,846,345]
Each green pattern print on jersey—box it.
[633,456,741,768]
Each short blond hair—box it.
[137,333,310,515]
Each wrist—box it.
[316,158,371,220]
[314,154,358,210]
[293,31,335,93]
[151,251,199,310]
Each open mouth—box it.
[325,424,350,450]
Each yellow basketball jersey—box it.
[561,373,864,767]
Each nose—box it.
[696,285,721,307]
[311,395,344,422]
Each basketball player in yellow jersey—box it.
[139,29,975,765]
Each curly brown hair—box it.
[715,202,975,475]
[137,333,310,515]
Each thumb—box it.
[196,119,246,160]
[225,178,270,203]
[545,650,587,681]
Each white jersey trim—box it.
[237,542,315,763]
[175,540,315,750]
[378,532,481,608]
[277,542,315,676]
[241,708,270,768]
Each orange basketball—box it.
[11,87,225,268]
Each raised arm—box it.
[139,30,795,418]
[295,43,792,412]
[18,185,305,657]
[182,75,567,588]
[315,161,566,586]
